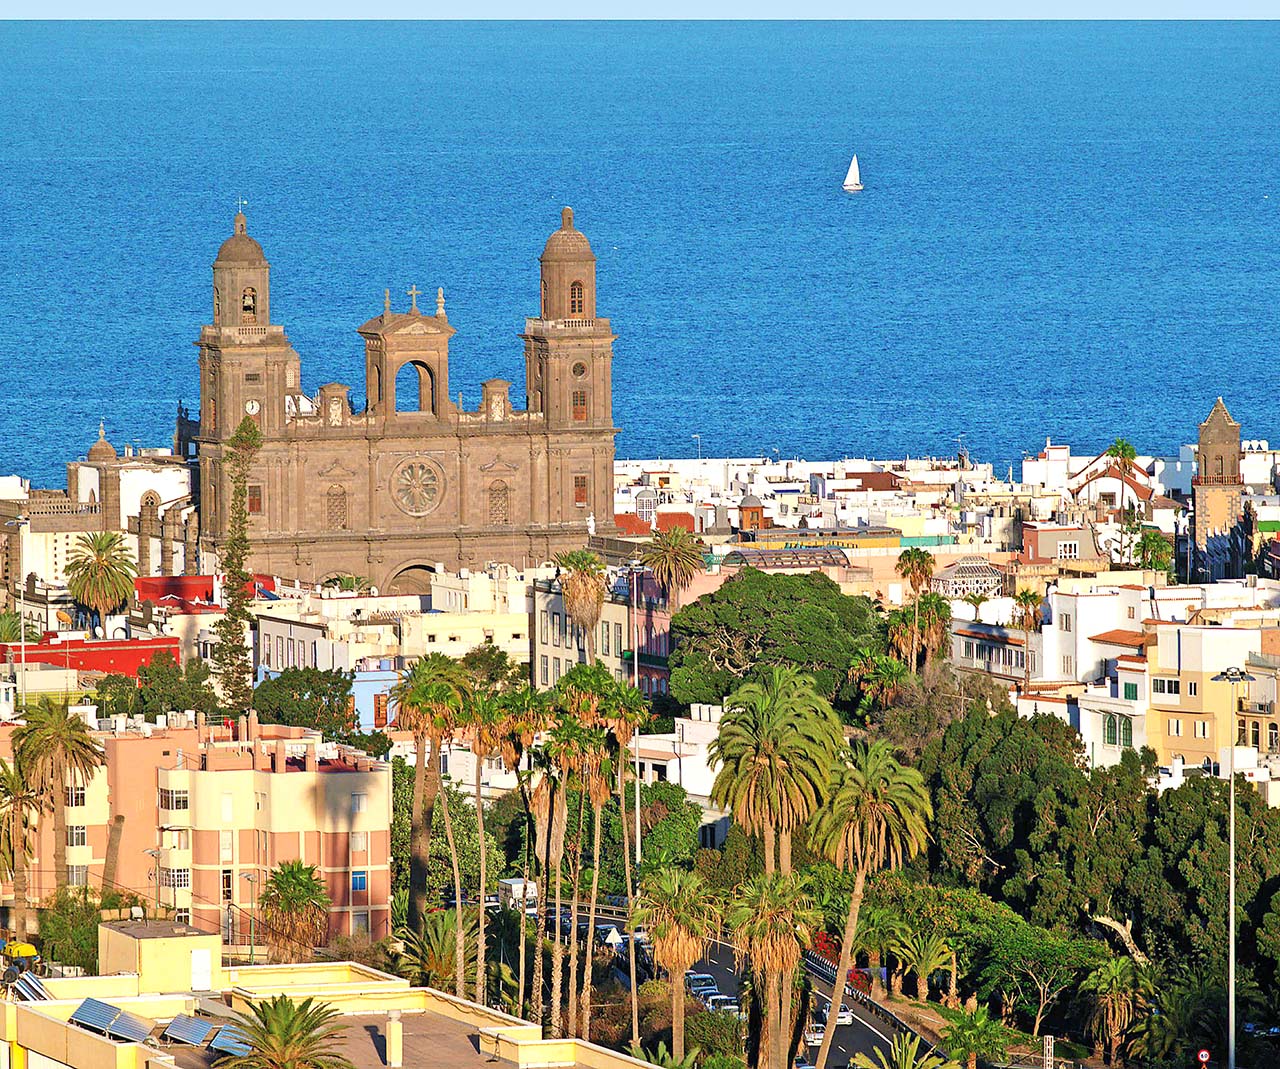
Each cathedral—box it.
[189,208,617,594]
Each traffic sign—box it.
[1198,1050,1211,1064]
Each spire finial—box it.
[436,287,446,318]
[561,206,574,230]
[234,197,248,234]
[98,420,105,440]
[407,285,420,314]
[384,288,391,315]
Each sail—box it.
[844,155,861,188]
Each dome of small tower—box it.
[540,207,594,263]
[215,212,266,263]
[88,421,117,462]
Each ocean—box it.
[1,21,1278,486]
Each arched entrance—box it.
[386,564,435,596]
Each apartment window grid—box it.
[174,909,191,924]
[963,640,974,659]
[552,612,561,647]
[559,612,568,646]
[601,621,610,656]
[1062,655,1074,677]
[1058,541,1080,560]
[374,692,389,728]
[66,784,86,807]
[1270,723,1279,752]
[158,788,189,810]
[350,831,368,853]
[219,830,233,863]
[1152,678,1181,696]
[161,867,192,889]
[540,610,550,644]
[1188,681,1198,697]
[67,825,87,848]
[262,637,271,667]
[540,656,549,685]
[554,658,562,683]
[351,792,367,815]
[353,911,370,937]
[615,623,624,657]
[221,870,233,901]
[68,866,88,887]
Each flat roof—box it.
[100,920,210,940]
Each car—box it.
[823,1000,854,1026]
[684,972,717,993]
[803,1022,826,1047]
[705,994,740,1015]
[689,980,719,999]
[794,1052,815,1069]
[595,923,622,947]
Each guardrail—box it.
[800,949,918,1042]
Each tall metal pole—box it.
[632,566,641,868]
[14,516,28,712]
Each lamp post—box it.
[5,516,29,712]
[691,434,701,460]
[143,848,161,914]
[629,562,642,868]
[241,872,258,964]
[1212,665,1255,1069]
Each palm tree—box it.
[13,697,103,889]
[436,781,468,998]
[321,574,371,593]
[1135,528,1172,573]
[1105,437,1138,467]
[851,1034,960,1069]
[1012,588,1041,690]
[857,906,907,1001]
[895,547,935,669]
[633,869,719,1063]
[460,686,505,1005]
[627,1040,700,1069]
[578,739,613,1040]
[856,654,909,709]
[258,860,331,963]
[639,527,704,607]
[885,610,914,664]
[390,653,470,933]
[916,592,952,667]
[811,740,932,1069]
[961,592,988,622]
[726,873,819,1069]
[396,910,479,990]
[0,756,42,941]
[710,666,842,874]
[1081,956,1144,1065]
[64,530,137,628]
[0,612,38,644]
[942,1005,1007,1069]
[215,994,354,1069]
[553,550,606,663]
[898,930,952,1001]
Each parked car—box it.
[819,998,853,1026]
[794,1052,815,1069]
[706,994,740,1015]
[803,1022,826,1047]
[684,972,717,993]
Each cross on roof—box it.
[406,285,420,313]
[236,196,248,213]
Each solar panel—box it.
[106,1008,154,1044]
[68,998,154,1044]
[12,973,51,1001]
[162,1015,217,1047]
[209,1025,252,1056]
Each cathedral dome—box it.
[541,207,594,263]
[88,422,117,462]
[739,494,762,509]
[215,212,265,263]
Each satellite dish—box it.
[147,623,159,636]
[368,586,379,596]
[94,626,105,639]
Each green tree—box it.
[667,568,879,706]
[811,739,932,1069]
[459,644,526,692]
[940,1006,1006,1069]
[897,930,952,1001]
[1105,438,1138,465]
[979,921,1102,1035]
[0,756,42,940]
[632,868,720,1063]
[916,592,952,668]
[1079,956,1145,1065]
[640,526,705,605]
[95,673,141,719]
[895,547,935,670]
[458,686,505,1005]
[554,549,606,662]
[1135,528,1173,573]
[37,887,109,973]
[211,416,263,712]
[0,612,39,643]
[254,668,356,733]
[65,530,137,627]
[1012,589,1041,690]
[395,908,478,990]
[258,859,331,963]
[217,994,355,1069]
[14,697,104,890]
[321,574,370,593]
[135,651,220,719]
[710,666,842,874]
[852,1034,960,1069]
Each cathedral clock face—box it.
[392,458,443,516]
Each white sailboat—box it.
[843,154,864,193]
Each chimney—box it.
[248,707,260,741]
[196,711,206,729]
[274,740,287,773]
[237,714,248,741]
[303,744,316,773]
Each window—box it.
[242,287,257,321]
[352,871,368,892]
[571,390,587,422]
[1271,723,1279,752]
[161,867,192,889]
[540,610,549,644]
[67,826,86,848]
[574,475,588,507]
[1195,720,1209,739]
[247,484,263,515]
[489,481,510,525]
[350,831,368,853]
[1062,655,1074,677]
[276,636,284,665]
[1127,606,1136,620]
[66,785,86,807]
[540,655,548,685]
[219,830,233,863]
[1104,716,1117,746]
[1238,718,1247,745]
[158,788,189,810]
[554,658,562,682]
[1252,721,1261,748]
[1188,681,1198,697]
[327,485,348,530]
[244,372,261,384]
[559,612,568,645]
[552,612,561,647]
[1168,718,1183,737]
[1120,718,1133,748]
[353,911,370,937]
[221,870,233,901]
[1060,612,1072,633]
[601,621,610,656]
[351,792,367,814]
[569,280,585,315]
[1123,682,1138,701]
[213,287,222,324]
[1153,678,1181,696]
[175,908,191,924]
[374,693,389,729]
[262,635,271,667]
[1058,541,1079,560]
[68,866,88,887]
[963,640,974,659]
[616,623,624,655]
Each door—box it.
[191,947,212,990]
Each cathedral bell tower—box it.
[1192,397,1245,580]
[523,207,615,431]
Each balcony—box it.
[1192,475,1243,487]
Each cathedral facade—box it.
[192,208,617,593]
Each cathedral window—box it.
[395,360,435,415]
[213,287,221,324]
[247,484,263,515]
[574,475,588,507]
[571,389,587,422]
[327,485,348,530]
[541,280,547,318]
[242,287,257,323]
[569,281,584,316]
[489,481,510,526]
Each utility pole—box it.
[5,516,29,712]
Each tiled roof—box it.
[1088,629,1149,648]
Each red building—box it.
[0,634,181,677]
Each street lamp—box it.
[5,516,30,712]
[241,872,258,964]
[1212,665,1255,1069]
[628,562,643,868]
[691,434,702,460]
[143,848,161,914]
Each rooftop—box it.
[100,919,208,940]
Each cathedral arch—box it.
[242,287,258,323]
[386,563,436,596]
[213,287,221,324]
[326,484,349,530]
[569,280,585,316]
[541,280,547,318]
[395,360,436,415]
[489,481,510,526]
[141,490,161,510]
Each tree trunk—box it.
[567,790,587,1036]
[947,950,959,1009]
[532,785,553,1029]
[778,827,795,1066]
[914,970,926,1000]
[619,765,640,1046]
[763,970,780,1069]
[1032,999,1046,1037]
[518,809,530,1019]
[968,1053,977,1069]
[868,949,883,1001]
[763,822,776,875]
[101,813,124,894]
[11,806,28,941]
[53,756,67,890]
[580,804,603,1041]
[408,732,432,933]
[814,864,865,1069]
[438,784,466,999]
[912,595,921,671]
[550,788,568,1037]
[889,965,903,999]
[672,971,687,1062]
[474,755,487,1005]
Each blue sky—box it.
[25,7,1280,18]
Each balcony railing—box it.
[1192,475,1243,487]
